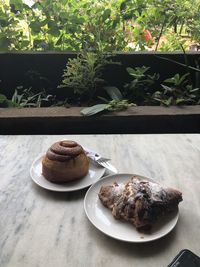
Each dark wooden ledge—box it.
[0,105,200,134]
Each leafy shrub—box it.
[58,51,116,103]
[81,100,135,116]
[124,66,160,104]
[11,86,55,107]
[0,0,200,52]
[153,73,200,106]
[1,49,200,116]
[0,93,17,107]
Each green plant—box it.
[81,99,135,116]
[107,99,135,111]
[0,93,17,107]
[80,83,135,116]
[1,0,200,52]
[153,73,200,106]
[159,31,187,51]
[79,1,126,52]
[11,86,55,107]
[58,51,115,103]
[124,66,160,104]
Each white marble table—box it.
[1,134,200,267]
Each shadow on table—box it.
[31,182,88,201]
[106,230,176,256]
[87,219,179,258]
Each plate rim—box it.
[30,154,106,192]
[84,173,179,243]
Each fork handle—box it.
[84,148,100,161]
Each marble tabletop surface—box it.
[1,134,200,267]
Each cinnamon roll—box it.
[42,140,89,183]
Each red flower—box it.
[143,29,152,42]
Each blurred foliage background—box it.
[0,0,200,52]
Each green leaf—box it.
[8,100,18,107]
[104,86,123,100]
[163,77,175,84]
[161,84,173,93]
[10,0,23,4]
[20,40,31,48]
[0,94,7,103]
[165,96,173,106]
[189,88,200,93]
[176,98,186,105]
[0,37,10,50]
[0,19,10,27]
[30,21,42,33]
[10,0,23,9]
[80,104,109,116]
[106,99,136,111]
[56,34,64,46]
[164,73,189,86]
[48,21,60,36]
[126,66,149,78]
[0,94,17,107]
[97,96,109,103]
[178,73,189,85]
[102,9,111,21]
[48,27,60,37]
[112,17,120,28]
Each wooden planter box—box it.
[0,51,200,134]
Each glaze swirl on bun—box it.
[46,140,83,161]
[42,140,89,183]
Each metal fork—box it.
[97,158,117,173]
[95,155,117,174]
[84,148,117,173]
[96,158,110,167]
[84,148,110,162]
[95,154,111,163]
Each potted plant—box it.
[0,0,200,134]
[0,50,200,134]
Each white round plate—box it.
[30,155,106,192]
[84,173,179,243]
